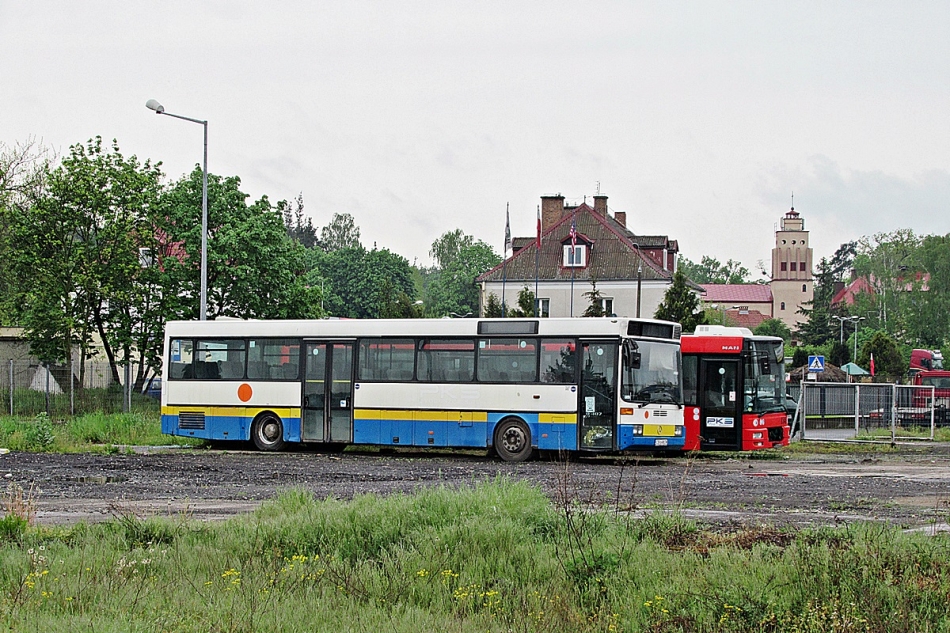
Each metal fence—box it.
[0,360,160,417]
[792,382,942,442]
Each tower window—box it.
[780,302,786,310]
[790,262,797,271]
[800,261,806,271]
[802,284,807,292]
[780,262,787,271]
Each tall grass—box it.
[0,412,200,452]
[1,479,948,632]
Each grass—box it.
[0,412,201,453]
[0,479,947,632]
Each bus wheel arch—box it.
[493,416,534,462]
[251,411,286,451]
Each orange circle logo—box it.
[237,383,253,402]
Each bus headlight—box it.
[752,432,763,440]
[632,425,643,436]
[675,426,683,436]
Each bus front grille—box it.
[179,412,206,430]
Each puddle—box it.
[65,475,129,484]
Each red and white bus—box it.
[680,325,790,451]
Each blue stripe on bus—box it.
[162,414,302,442]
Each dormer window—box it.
[563,244,587,267]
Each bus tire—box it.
[493,417,534,462]
[252,413,286,451]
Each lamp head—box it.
[145,99,165,114]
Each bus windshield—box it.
[743,340,785,414]
[621,340,681,405]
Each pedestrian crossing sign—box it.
[807,355,825,372]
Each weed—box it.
[3,481,38,526]
[24,413,55,451]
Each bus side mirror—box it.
[623,340,641,370]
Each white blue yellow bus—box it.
[161,317,684,461]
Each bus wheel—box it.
[252,413,286,451]
[493,418,534,462]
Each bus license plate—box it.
[643,424,675,436]
[654,438,669,447]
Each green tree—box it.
[5,137,164,388]
[829,341,850,367]
[425,240,500,317]
[312,246,415,318]
[508,286,536,318]
[677,255,750,284]
[857,330,904,378]
[320,212,361,252]
[753,318,793,342]
[429,229,475,270]
[0,139,52,325]
[582,281,605,317]
[654,269,706,332]
[483,292,504,317]
[159,168,320,323]
[280,193,319,249]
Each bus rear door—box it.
[302,341,355,444]
[699,358,741,450]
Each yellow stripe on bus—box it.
[162,405,301,419]
[539,413,577,424]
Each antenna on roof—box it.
[791,191,794,211]
[596,181,601,195]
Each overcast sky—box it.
[3,2,948,273]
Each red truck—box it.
[913,370,950,424]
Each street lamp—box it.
[146,99,209,321]
[831,315,849,345]
[850,316,866,362]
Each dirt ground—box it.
[3,444,950,530]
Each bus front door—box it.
[699,358,741,450]
[302,341,354,443]
[579,341,618,450]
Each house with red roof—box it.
[477,194,688,318]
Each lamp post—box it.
[831,315,848,345]
[850,316,865,362]
[146,99,209,321]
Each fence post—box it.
[123,363,131,413]
[70,358,75,417]
[8,360,12,416]
[854,384,860,435]
[890,383,898,444]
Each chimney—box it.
[540,194,565,231]
[593,195,608,216]
[614,211,626,228]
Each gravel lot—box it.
[4,445,950,530]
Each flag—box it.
[536,205,541,248]
[569,217,577,248]
[504,207,512,257]
[870,352,875,376]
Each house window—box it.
[139,247,155,268]
[538,298,550,318]
[563,244,586,267]
[600,298,614,316]
[790,262,797,271]
[780,262,787,271]
[780,302,786,310]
